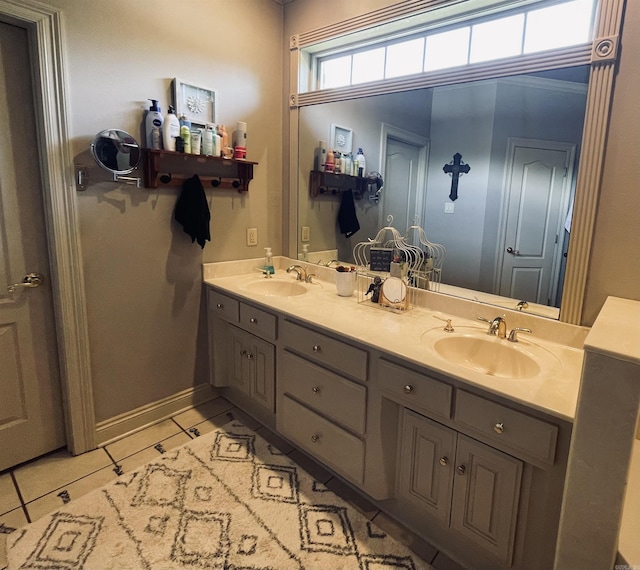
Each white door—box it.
[381,125,429,234]
[498,141,575,305]
[0,21,65,470]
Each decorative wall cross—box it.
[443,152,470,201]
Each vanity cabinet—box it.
[277,318,368,485]
[398,408,522,565]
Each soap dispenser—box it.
[145,99,163,149]
[263,247,275,275]
[162,105,180,151]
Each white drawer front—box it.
[208,289,239,323]
[280,351,366,434]
[278,395,364,484]
[454,390,558,466]
[240,302,277,340]
[281,319,367,381]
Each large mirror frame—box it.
[287,0,625,325]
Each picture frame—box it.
[172,78,217,128]
[329,123,353,154]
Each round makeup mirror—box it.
[90,129,141,174]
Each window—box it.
[316,0,596,90]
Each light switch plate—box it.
[444,202,455,214]
[301,226,311,242]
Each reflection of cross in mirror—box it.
[443,152,470,201]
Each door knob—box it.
[506,247,520,256]
[7,272,44,293]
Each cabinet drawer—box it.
[454,390,558,466]
[378,359,452,419]
[281,319,367,381]
[208,289,239,323]
[280,351,366,434]
[278,395,364,484]
[240,303,277,340]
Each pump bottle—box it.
[163,105,180,151]
[145,99,163,149]
[263,247,275,275]
[355,148,366,177]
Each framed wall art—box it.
[330,123,353,154]
[172,78,217,127]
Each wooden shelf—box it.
[309,170,367,199]
[142,149,257,191]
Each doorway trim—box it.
[379,123,430,229]
[0,0,95,453]
[493,137,577,304]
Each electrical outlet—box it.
[301,226,311,242]
[444,202,455,214]
[246,228,258,246]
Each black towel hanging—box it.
[338,189,360,238]
[174,174,211,248]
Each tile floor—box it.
[0,395,463,570]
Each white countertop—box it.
[203,258,585,422]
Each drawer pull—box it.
[456,465,466,476]
[312,386,321,394]
[439,456,449,467]
[311,434,320,443]
[250,318,257,324]
[403,384,414,394]
[312,345,322,353]
[216,303,224,309]
[246,353,254,360]
[240,350,247,357]
[494,422,505,434]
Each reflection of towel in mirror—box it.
[174,174,210,248]
[338,189,360,238]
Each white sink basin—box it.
[243,279,308,297]
[421,328,560,379]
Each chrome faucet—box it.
[477,315,507,339]
[286,264,307,281]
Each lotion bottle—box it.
[355,148,366,177]
[179,115,191,154]
[263,247,275,275]
[202,124,214,156]
[145,99,163,149]
[162,105,180,151]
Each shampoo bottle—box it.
[263,247,275,275]
[202,124,214,156]
[162,105,180,151]
[355,148,366,177]
[145,99,163,149]
[179,115,191,154]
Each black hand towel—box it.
[174,174,211,248]
[338,189,360,238]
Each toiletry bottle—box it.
[202,124,214,156]
[301,244,309,262]
[325,149,335,172]
[334,151,341,174]
[213,126,221,157]
[162,105,180,151]
[263,247,275,275]
[234,121,247,159]
[151,126,161,150]
[355,147,366,177]
[191,128,202,155]
[145,99,163,149]
[179,115,191,154]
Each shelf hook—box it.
[160,172,172,184]
[211,177,222,188]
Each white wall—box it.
[39,0,284,423]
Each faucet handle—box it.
[305,273,316,283]
[508,327,532,342]
[477,316,491,324]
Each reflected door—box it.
[382,137,425,232]
[0,22,65,470]
[498,141,575,305]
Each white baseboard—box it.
[96,384,219,447]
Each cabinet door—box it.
[451,435,522,564]
[397,409,456,524]
[230,327,250,394]
[248,335,275,413]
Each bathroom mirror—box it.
[90,129,141,175]
[297,67,589,319]
[289,0,623,324]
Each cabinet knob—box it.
[312,386,321,394]
[250,318,257,324]
[439,457,448,467]
[240,350,247,357]
[456,465,466,475]
[216,303,224,309]
[494,422,504,434]
[312,345,321,353]
[246,352,254,360]
[403,384,414,394]
[311,434,320,442]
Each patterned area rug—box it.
[5,420,430,569]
